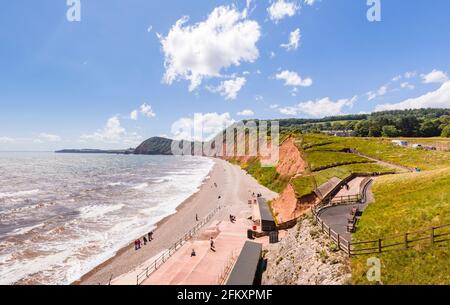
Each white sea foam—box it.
[0,153,214,285]
[0,189,40,199]
[78,203,125,219]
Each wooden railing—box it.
[350,224,450,256]
[135,205,222,285]
[312,211,351,256]
[313,209,450,257]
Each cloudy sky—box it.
[1,0,450,150]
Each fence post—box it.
[405,233,409,249]
[337,234,340,250]
[378,239,382,253]
[328,226,331,238]
[431,227,435,245]
[321,220,324,232]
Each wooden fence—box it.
[136,205,222,285]
[350,224,450,256]
[312,208,450,257]
[312,212,351,256]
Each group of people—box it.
[134,231,154,250]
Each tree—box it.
[396,116,420,137]
[382,125,399,137]
[420,119,441,137]
[442,125,450,138]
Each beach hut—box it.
[226,241,262,285]
[254,197,276,232]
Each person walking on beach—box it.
[143,236,148,245]
[134,240,138,250]
[137,239,141,249]
[196,214,199,222]
[191,249,196,257]
[210,237,216,252]
[148,231,153,241]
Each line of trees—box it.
[354,109,450,137]
[279,109,450,138]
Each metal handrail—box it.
[135,204,222,285]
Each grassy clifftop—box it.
[352,168,450,284]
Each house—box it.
[322,130,356,137]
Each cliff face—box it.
[263,214,351,285]
[271,184,318,224]
[276,137,307,177]
[134,137,175,155]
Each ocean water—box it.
[0,152,214,285]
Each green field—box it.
[299,134,450,170]
[351,168,450,284]
[304,151,370,171]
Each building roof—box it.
[226,241,262,285]
[315,177,342,199]
[256,197,274,222]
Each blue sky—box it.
[1,0,450,150]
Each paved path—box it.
[110,159,277,285]
[318,178,375,240]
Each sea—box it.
[0,152,214,285]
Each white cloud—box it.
[38,133,61,142]
[159,5,261,91]
[255,95,264,101]
[213,77,247,100]
[130,110,138,120]
[140,103,156,118]
[171,112,235,141]
[280,28,301,51]
[275,70,312,87]
[375,81,450,111]
[421,69,448,84]
[400,82,415,90]
[392,71,416,82]
[404,71,417,79]
[270,104,279,109]
[147,25,153,33]
[237,109,254,116]
[267,0,299,23]
[81,116,142,145]
[0,136,15,143]
[304,0,317,5]
[278,96,356,117]
[270,51,276,58]
[367,85,388,101]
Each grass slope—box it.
[351,168,450,284]
[240,157,289,193]
[300,134,450,170]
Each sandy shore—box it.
[76,158,277,285]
